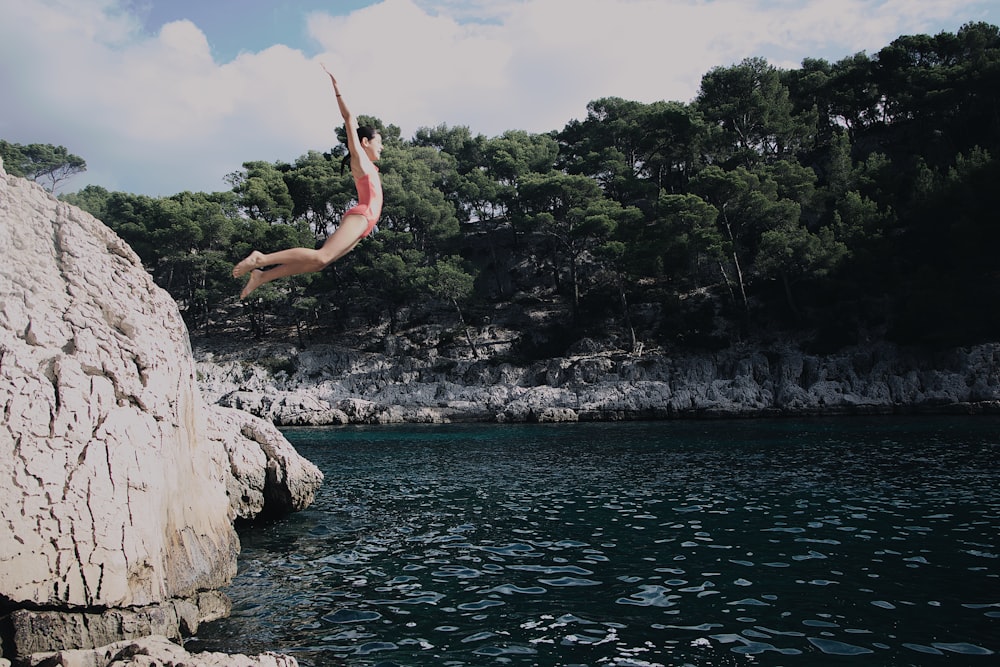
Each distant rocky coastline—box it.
[194,334,1000,426]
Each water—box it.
[195,417,1000,666]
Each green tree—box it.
[593,203,646,352]
[378,145,460,253]
[557,97,653,203]
[638,101,709,194]
[484,130,559,183]
[0,141,86,192]
[620,192,723,287]
[831,189,892,252]
[482,131,559,225]
[558,98,707,201]
[757,223,847,317]
[151,191,236,328]
[689,165,801,314]
[282,150,355,236]
[785,54,882,141]
[765,159,821,226]
[515,172,620,316]
[0,140,26,175]
[61,184,111,221]
[99,191,163,261]
[356,249,434,332]
[226,160,295,224]
[696,57,816,166]
[427,255,479,357]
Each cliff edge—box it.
[0,159,321,665]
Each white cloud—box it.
[308,0,514,133]
[0,0,995,195]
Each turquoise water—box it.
[195,418,999,666]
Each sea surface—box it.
[194,417,999,666]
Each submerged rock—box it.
[0,159,319,661]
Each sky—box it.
[2,0,998,196]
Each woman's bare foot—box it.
[240,269,266,299]
[233,251,265,278]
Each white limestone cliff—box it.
[0,159,319,663]
[25,635,298,667]
[1,159,236,610]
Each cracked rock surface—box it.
[1,160,237,611]
[1,160,320,661]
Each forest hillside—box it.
[6,23,998,362]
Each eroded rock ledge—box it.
[194,337,1000,425]
[23,634,296,667]
[10,592,230,657]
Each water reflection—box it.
[196,418,1000,666]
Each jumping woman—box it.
[233,64,384,299]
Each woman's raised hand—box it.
[321,63,337,85]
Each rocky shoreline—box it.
[16,635,297,667]
[194,336,1000,425]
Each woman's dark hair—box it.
[341,126,379,174]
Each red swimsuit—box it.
[344,171,383,238]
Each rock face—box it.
[0,160,321,662]
[0,159,237,608]
[10,591,231,657]
[195,337,1000,425]
[207,406,323,520]
[25,634,298,667]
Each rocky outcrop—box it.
[0,159,319,663]
[10,592,230,657]
[194,337,1000,425]
[25,634,297,667]
[207,406,323,520]
[1,158,237,611]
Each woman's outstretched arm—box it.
[323,65,358,131]
[321,64,375,174]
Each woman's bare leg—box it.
[236,215,369,298]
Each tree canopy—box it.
[36,22,1000,353]
[1,141,86,192]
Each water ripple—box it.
[808,637,875,655]
[196,418,1000,666]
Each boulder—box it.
[206,406,323,519]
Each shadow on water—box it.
[193,417,1000,666]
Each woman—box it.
[233,64,383,299]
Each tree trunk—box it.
[718,260,737,303]
[569,254,580,317]
[721,215,749,313]
[781,272,801,319]
[296,319,308,348]
[453,298,480,359]
[617,276,639,353]
[731,246,750,313]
